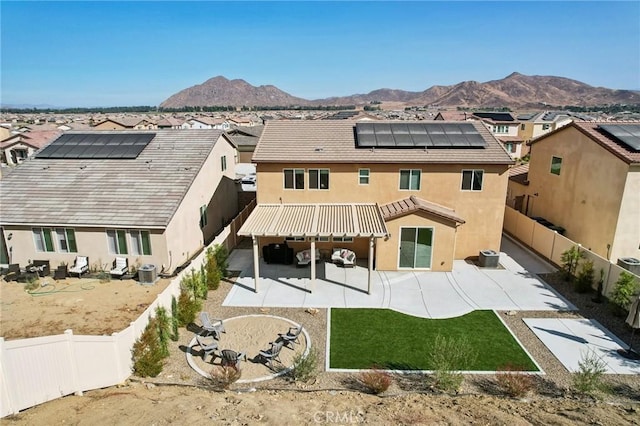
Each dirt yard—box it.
[0,275,170,339]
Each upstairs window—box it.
[33,228,55,252]
[221,155,227,171]
[284,169,305,189]
[309,169,329,190]
[462,170,484,191]
[494,125,508,133]
[550,156,562,175]
[399,169,421,190]
[359,169,370,185]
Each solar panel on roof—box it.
[37,133,155,159]
[598,124,640,151]
[355,123,485,148]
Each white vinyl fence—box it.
[0,201,255,417]
[503,206,640,297]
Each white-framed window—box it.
[285,236,305,242]
[399,169,421,190]
[359,168,370,185]
[504,143,514,153]
[284,168,305,189]
[494,125,509,134]
[309,169,330,190]
[199,205,208,228]
[461,169,484,191]
[33,228,55,252]
[131,230,152,256]
[221,155,227,171]
[333,236,354,243]
[550,156,562,175]
[542,124,551,131]
[55,228,77,253]
[107,229,128,255]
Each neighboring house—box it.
[470,112,524,159]
[156,117,184,129]
[225,125,264,163]
[0,130,61,166]
[433,111,469,121]
[0,125,11,141]
[182,117,229,130]
[239,121,514,272]
[506,122,640,262]
[0,130,239,273]
[227,116,255,127]
[93,118,156,130]
[517,111,574,152]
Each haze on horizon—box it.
[1,1,639,108]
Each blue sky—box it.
[1,1,639,107]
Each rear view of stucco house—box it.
[0,130,239,274]
[0,130,61,166]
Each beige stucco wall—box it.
[163,136,238,270]
[256,162,508,267]
[610,165,640,262]
[525,126,629,259]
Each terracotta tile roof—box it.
[0,130,61,149]
[496,136,524,142]
[380,196,465,224]
[530,122,640,164]
[253,121,514,165]
[238,203,388,237]
[508,163,529,185]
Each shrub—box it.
[170,296,179,341]
[358,368,392,395]
[574,260,595,293]
[155,306,172,357]
[609,272,640,317]
[209,365,242,390]
[205,247,221,291]
[560,246,584,282]
[176,290,202,327]
[428,335,478,394]
[97,271,111,283]
[182,268,207,300]
[213,244,229,278]
[24,276,39,291]
[132,317,164,377]
[288,347,319,382]
[572,350,607,395]
[495,364,536,398]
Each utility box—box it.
[618,257,640,276]
[138,264,158,285]
[479,250,500,268]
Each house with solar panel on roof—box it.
[0,130,239,275]
[237,120,514,290]
[468,112,526,160]
[506,122,640,263]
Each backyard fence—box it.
[0,201,255,417]
[503,206,640,297]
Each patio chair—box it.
[220,349,246,368]
[68,256,89,277]
[279,325,303,347]
[200,312,225,339]
[110,257,129,279]
[258,340,284,369]
[194,334,219,362]
[53,265,67,280]
[27,260,50,277]
[4,264,21,282]
[331,248,356,268]
[296,249,321,267]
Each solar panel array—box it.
[472,112,515,122]
[598,125,640,152]
[355,123,487,148]
[37,133,156,159]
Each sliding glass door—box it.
[399,227,433,269]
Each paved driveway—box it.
[223,235,576,318]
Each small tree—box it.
[561,246,585,282]
[176,289,202,327]
[205,247,222,291]
[609,272,640,317]
[155,306,172,357]
[132,317,164,377]
[575,260,595,293]
[213,244,229,278]
[572,350,607,396]
[170,296,179,341]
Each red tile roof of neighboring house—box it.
[529,122,640,164]
[508,163,529,185]
[380,196,465,224]
[0,130,61,149]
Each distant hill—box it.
[159,73,640,108]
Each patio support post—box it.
[252,235,260,293]
[368,237,374,295]
[310,237,316,293]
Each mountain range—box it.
[159,73,640,109]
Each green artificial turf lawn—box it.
[329,309,538,371]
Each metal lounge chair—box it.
[110,257,128,279]
[200,312,225,339]
[258,340,284,369]
[68,256,89,277]
[279,325,303,347]
[194,334,218,362]
[220,349,246,368]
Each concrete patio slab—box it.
[524,318,640,374]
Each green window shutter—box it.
[117,230,128,254]
[141,231,152,255]
[43,228,54,252]
[67,229,77,253]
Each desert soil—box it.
[2,273,640,424]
